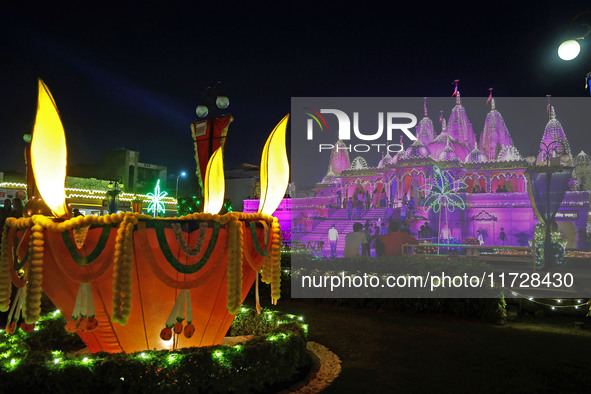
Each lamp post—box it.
[176,171,187,199]
[526,141,573,270]
[106,176,123,214]
[196,81,230,161]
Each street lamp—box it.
[191,81,232,196]
[196,81,230,158]
[176,171,187,199]
[526,141,573,270]
[557,11,591,61]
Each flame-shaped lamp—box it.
[259,115,290,215]
[203,147,225,214]
[30,79,68,218]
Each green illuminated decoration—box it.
[530,222,567,268]
[421,166,467,213]
[419,166,467,242]
[147,180,168,218]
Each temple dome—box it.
[326,140,350,175]
[537,106,573,165]
[575,151,591,166]
[479,98,515,161]
[427,132,470,162]
[378,152,392,168]
[497,146,522,162]
[447,93,477,149]
[416,98,435,145]
[321,140,350,183]
[404,140,431,159]
[437,139,460,161]
[464,143,488,164]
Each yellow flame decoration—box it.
[203,147,225,214]
[30,79,68,218]
[259,115,290,215]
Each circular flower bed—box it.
[0,306,310,394]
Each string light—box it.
[510,290,590,311]
[1,306,308,374]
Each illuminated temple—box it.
[248,96,591,254]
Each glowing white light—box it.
[558,40,580,61]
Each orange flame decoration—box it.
[258,115,290,215]
[30,79,68,218]
[202,147,225,214]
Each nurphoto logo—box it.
[304,107,417,153]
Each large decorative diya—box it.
[0,80,289,353]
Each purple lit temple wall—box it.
[245,190,590,249]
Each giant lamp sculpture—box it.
[0,80,290,354]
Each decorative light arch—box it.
[350,157,369,170]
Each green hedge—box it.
[0,307,310,394]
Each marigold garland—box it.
[269,217,281,304]
[0,225,12,312]
[24,221,44,324]
[111,213,138,325]
[0,210,283,329]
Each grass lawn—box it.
[275,301,591,393]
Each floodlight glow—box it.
[203,147,225,214]
[258,115,290,215]
[30,79,68,218]
[558,39,580,60]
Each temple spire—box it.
[423,97,428,116]
[451,79,461,105]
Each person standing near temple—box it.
[386,203,394,222]
[344,222,368,258]
[328,224,339,258]
[362,221,371,256]
[347,198,353,220]
[400,203,408,224]
[498,227,507,246]
[377,221,418,256]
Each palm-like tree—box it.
[420,166,467,243]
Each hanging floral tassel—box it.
[160,291,184,341]
[6,287,25,334]
[183,290,195,338]
[65,283,98,332]
[85,283,98,331]
[174,291,186,335]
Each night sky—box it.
[1,2,590,179]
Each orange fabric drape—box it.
[37,221,268,354]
